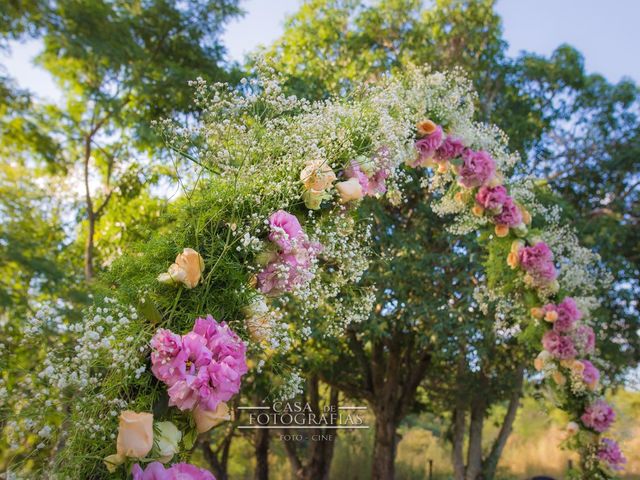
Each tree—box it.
[1,0,242,280]
[281,377,339,480]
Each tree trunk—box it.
[85,213,95,280]
[452,352,467,480]
[200,423,234,480]
[83,134,95,281]
[371,411,397,480]
[254,427,270,480]
[465,399,486,480]
[282,381,338,480]
[482,364,525,479]
[452,406,467,480]
[201,439,227,480]
[303,386,339,480]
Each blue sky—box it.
[2,0,639,102]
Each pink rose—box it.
[493,197,523,227]
[542,330,577,360]
[475,185,508,211]
[268,210,303,251]
[581,399,615,433]
[580,360,600,388]
[413,125,444,166]
[150,329,185,386]
[553,297,582,332]
[518,242,557,286]
[436,136,466,162]
[458,149,496,188]
[597,438,626,471]
[132,462,216,480]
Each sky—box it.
[2,0,640,102]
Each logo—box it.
[238,402,369,431]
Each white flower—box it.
[155,421,182,463]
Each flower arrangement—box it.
[6,67,626,479]
[256,210,323,296]
[150,316,247,412]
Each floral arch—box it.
[11,67,625,479]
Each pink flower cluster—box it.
[344,149,392,196]
[581,399,616,433]
[476,186,523,227]
[410,122,497,189]
[458,149,496,188]
[133,462,216,480]
[412,125,444,166]
[257,210,322,296]
[542,330,577,360]
[436,136,466,162]
[544,297,582,332]
[518,242,557,287]
[410,122,530,237]
[580,360,600,386]
[150,316,247,412]
[597,438,627,471]
[541,323,596,360]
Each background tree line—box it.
[1,0,638,479]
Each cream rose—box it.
[534,350,551,371]
[116,410,154,459]
[302,188,327,210]
[103,453,125,473]
[566,421,580,436]
[335,178,363,204]
[243,296,272,342]
[300,160,336,191]
[155,421,182,463]
[157,248,204,289]
[193,402,231,434]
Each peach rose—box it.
[300,160,336,192]
[560,359,584,375]
[552,371,566,386]
[335,178,363,204]
[495,224,510,237]
[544,310,558,323]
[530,307,544,319]
[506,251,519,269]
[472,205,484,217]
[416,119,437,137]
[193,402,231,434]
[488,174,503,188]
[116,411,154,458]
[158,248,205,289]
